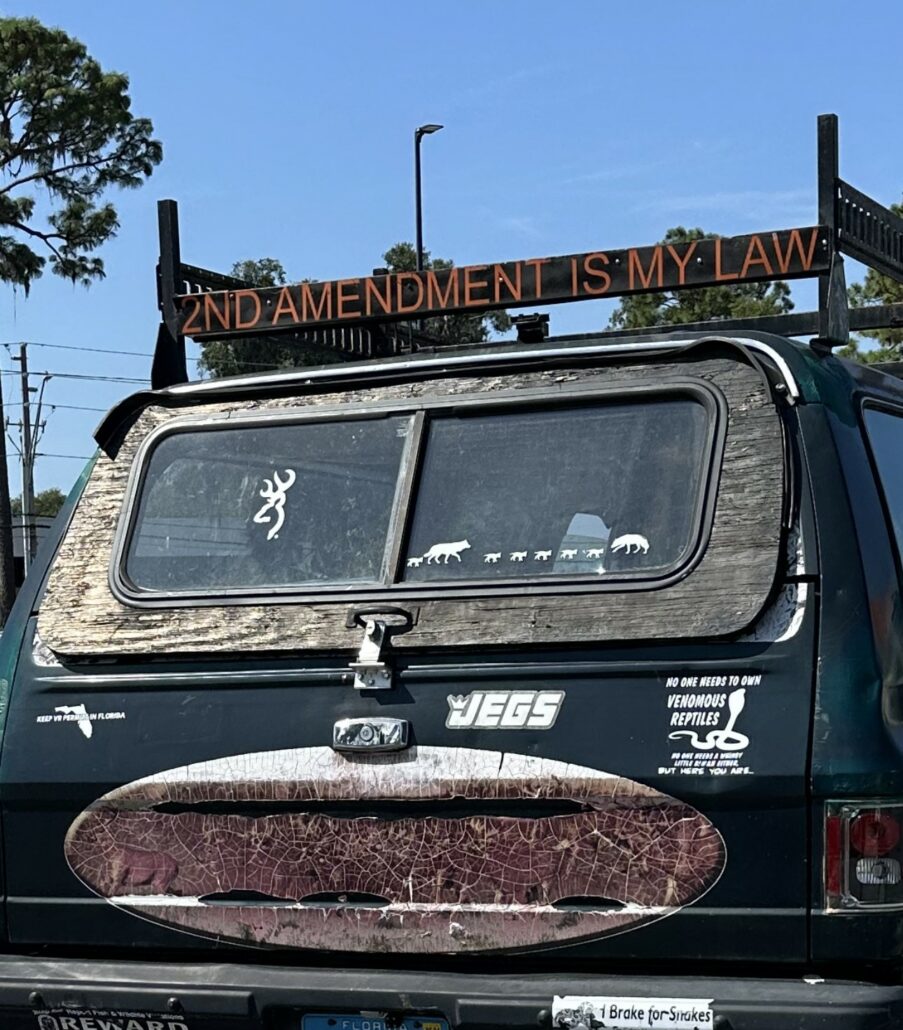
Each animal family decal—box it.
[407,534,651,569]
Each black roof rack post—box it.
[152,199,189,389]
[812,114,850,354]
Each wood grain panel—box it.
[39,354,784,657]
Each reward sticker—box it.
[553,995,713,1030]
[35,1010,189,1030]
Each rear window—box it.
[116,389,718,600]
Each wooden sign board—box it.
[178,226,830,340]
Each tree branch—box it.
[0,153,116,196]
[6,219,65,260]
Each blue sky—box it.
[1,0,901,492]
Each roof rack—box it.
[153,114,903,389]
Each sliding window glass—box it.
[123,415,413,594]
[403,397,712,582]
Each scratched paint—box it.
[65,746,725,954]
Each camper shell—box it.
[0,115,901,1028]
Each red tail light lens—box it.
[825,803,903,909]
[850,811,901,856]
[824,815,843,897]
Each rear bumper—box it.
[0,956,900,1029]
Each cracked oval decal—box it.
[64,746,725,954]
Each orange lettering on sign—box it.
[181,295,203,335]
[234,290,262,330]
[396,272,424,314]
[666,241,698,285]
[628,246,664,290]
[739,235,773,278]
[464,265,489,306]
[524,258,549,298]
[714,238,739,282]
[337,278,360,319]
[203,293,231,331]
[772,228,820,274]
[582,252,611,295]
[427,268,459,309]
[365,277,393,316]
[301,282,332,322]
[271,286,300,324]
[494,263,522,302]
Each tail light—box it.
[825,803,903,909]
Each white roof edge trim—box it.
[167,336,800,402]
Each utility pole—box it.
[14,343,37,571]
[0,379,16,624]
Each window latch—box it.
[347,606,417,691]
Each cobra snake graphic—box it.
[668,688,750,751]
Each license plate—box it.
[303,1017,448,1030]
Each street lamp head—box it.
[416,123,444,137]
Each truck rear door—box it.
[2,345,815,965]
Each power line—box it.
[3,401,106,412]
[37,370,147,384]
[36,452,92,460]
[12,341,153,358]
[0,369,146,384]
[4,339,331,372]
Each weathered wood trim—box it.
[39,356,783,657]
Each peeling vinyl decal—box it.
[785,521,805,576]
[64,746,725,954]
[739,582,808,643]
[31,627,62,668]
[252,468,296,540]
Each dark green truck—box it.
[0,115,900,1030]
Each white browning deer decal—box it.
[253,469,297,541]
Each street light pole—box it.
[414,123,443,273]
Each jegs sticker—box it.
[446,690,564,729]
[553,995,713,1030]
